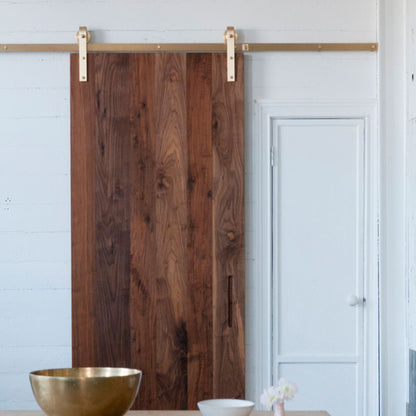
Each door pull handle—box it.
[228,275,233,327]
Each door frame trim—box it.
[250,100,379,416]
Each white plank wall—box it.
[0,50,71,409]
[0,0,399,413]
[0,0,377,41]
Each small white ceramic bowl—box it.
[197,399,255,416]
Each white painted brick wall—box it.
[0,0,378,410]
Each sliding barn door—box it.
[70,53,244,410]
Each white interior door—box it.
[272,118,365,416]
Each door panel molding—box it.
[272,117,365,416]
[251,101,379,416]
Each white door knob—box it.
[346,294,361,306]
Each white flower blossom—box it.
[260,386,279,409]
[277,378,298,401]
[260,378,298,408]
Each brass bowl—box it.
[29,367,142,416]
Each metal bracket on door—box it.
[76,26,90,82]
[224,26,237,82]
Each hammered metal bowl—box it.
[29,367,142,416]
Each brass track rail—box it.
[0,42,378,53]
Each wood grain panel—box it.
[154,53,188,409]
[94,53,131,367]
[186,53,214,408]
[128,53,158,409]
[72,52,244,409]
[211,53,245,398]
[71,53,97,367]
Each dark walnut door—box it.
[71,52,244,409]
